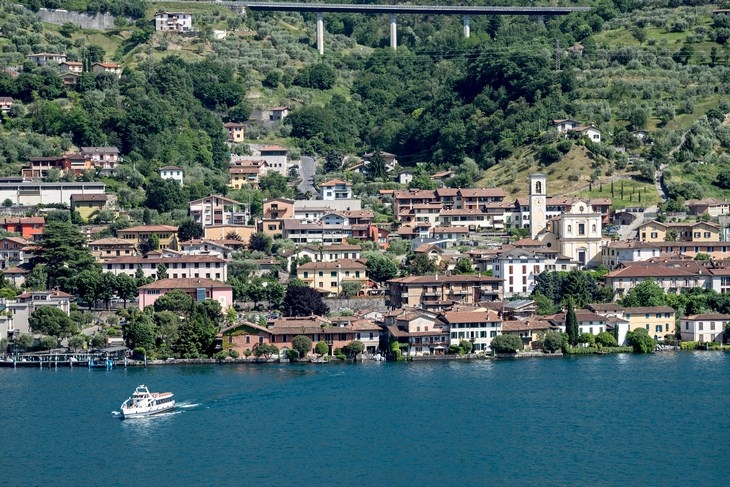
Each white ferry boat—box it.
[120,385,175,419]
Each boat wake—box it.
[176,402,200,409]
[111,411,121,417]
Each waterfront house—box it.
[138,277,232,312]
[439,309,502,352]
[680,314,730,343]
[382,307,449,356]
[216,321,273,356]
[623,306,676,340]
[1,290,72,340]
[266,315,357,357]
[500,318,557,350]
[386,274,503,311]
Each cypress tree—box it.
[566,297,579,347]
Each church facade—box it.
[529,173,606,267]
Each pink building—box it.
[138,278,233,312]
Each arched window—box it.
[592,224,597,233]
[567,225,572,234]
[535,181,542,194]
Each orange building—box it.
[0,217,45,241]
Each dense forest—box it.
[1,0,730,219]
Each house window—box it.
[710,322,715,330]
[578,223,585,235]
[331,281,336,287]
[704,232,711,238]
[303,272,309,278]
[699,323,703,331]
[656,325,662,333]
[651,232,658,239]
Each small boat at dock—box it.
[120,385,175,419]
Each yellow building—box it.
[623,306,676,340]
[117,225,179,250]
[70,193,108,222]
[203,224,256,242]
[638,220,720,243]
[298,259,368,297]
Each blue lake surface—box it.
[1,352,728,486]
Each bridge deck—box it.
[244,2,590,16]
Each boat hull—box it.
[121,401,175,419]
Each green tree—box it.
[36,221,99,292]
[38,335,59,350]
[565,298,579,347]
[595,331,618,347]
[453,258,475,275]
[621,280,667,308]
[124,310,157,352]
[157,263,168,280]
[404,253,438,276]
[291,335,313,358]
[533,291,558,315]
[29,307,78,339]
[578,332,596,347]
[178,219,204,241]
[367,149,387,180]
[254,343,279,358]
[115,274,138,307]
[459,339,473,354]
[344,339,365,357]
[366,254,399,283]
[75,269,102,310]
[626,328,656,353]
[15,333,34,352]
[315,340,329,356]
[542,331,564,353]
[340,281,362,298]
[283,286,329,316]
[490,334,523,353]
[249,232,273,253]
[153,289,194,315]
[67,335,87,351]
[145,178,186,213]
[323,150,342,173]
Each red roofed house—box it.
[92,62,122,77]
[138,277,233,312]
[0,236,33,267]
[680,314,730,343]
[320,179,353,200]
[0,217,45,241]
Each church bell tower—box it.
[529,173,547,239]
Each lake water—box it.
[1,352,728,486]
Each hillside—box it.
[1,0,729,217]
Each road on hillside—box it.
[297,155,317,196]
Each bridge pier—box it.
[390,14,397,50]
[316,12,324,55]
[463,15,470,38]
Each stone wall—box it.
[36,8,122,30]
[324,296,388,313]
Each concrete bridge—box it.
[237,2,591,54]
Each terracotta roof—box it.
[90,238,133,246]
[299,259,366,270]
[458,188,506,198]
[605,263,701,279]
[501,319,555,332]
[586,303,624,312]
[1,217,45,225]
[683,314,730,321]
[160,165,183,171]
[107,255,226,264]
[431,226,468,234]
[300,244,361,252]
[16,290,72,299]
[70,193,107,202]
[0,236,33,245]
[2,266,30,275]
[94,62,121,68]
[320,179,351,187]
[623,306,675,314]
[440,310,500,324]
[139,278,231,290]
[512,238,543,247]
[118,225,178,233]
[223,122,245,128]
[260,145,287,151]
[388,274,502,284]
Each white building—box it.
[189,194,247,229]
[320,179,353,200]
[81,147,121,173]
[102,253,228,281]
[490,247,576,297]
[159,166,184,186]
[680,314,730,343]
[281,219,352,245]
[155,12,193,32]
[0,181,105,207]
[295,244,362,263]
[1,291,73,340]
[440,309,502,352]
